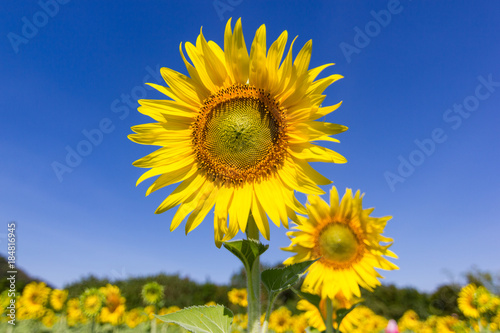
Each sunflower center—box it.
[317,223,361,265]
[193,85,287,184]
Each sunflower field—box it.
[1,279,499,333]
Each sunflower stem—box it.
[246,214,261,333]
[326,297,334,333]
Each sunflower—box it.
[296,293,357,332]
[268,306,292,333]
[141,281,164,305]
[458,284,480,319]
[67,298,87,326]
[283,186,398,299]
[125,308,148,328]
[129,18,347,246]
[41,309,58,328]
[228,288,248,307]
[398,310,421,332]
[476,286,494,313]
[50,289,68,311]
[436,316,464,333]
[80,288,104,318]
[100,284,126,325]
[20,281,51,315]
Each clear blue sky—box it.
[1,1,499,293]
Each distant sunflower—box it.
[141,282,164,305]
[21,281,51,314]
[100,284,126,325]
[80,288,104,318]
[129,18,347,246]
[283,186,398,299]
[125,308,148,328]
[476,286,494,313]
[268,306,292,333]
[458,284,480,319]
[228,288,248,307]
[41,309,58,328]
[50,289,68,311]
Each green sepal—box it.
[155,305,233,333]
[262,260,316,293]
[223,239,268,272]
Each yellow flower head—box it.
[268,306,292,333]
[41,309,58,328]
[129,18,347,246]
[398,310,421,332]
[100,284,126,325]
[125,308,148,328]
[80,288,104,318]
[50,289,68,311]
[21,281,51,315]
[67,298,87,326]
[142,281,165,305]
[458,284,480,319]
[283,186,398,299]
[227,288,248,307]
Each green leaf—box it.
[262,260,316,293]
[223,239,268,272]
[291,287,321,309]
[155,305,233,333]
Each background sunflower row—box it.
[1,271,499,332]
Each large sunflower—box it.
[129,18,347,246]
[283,186,398,299]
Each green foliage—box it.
[156,305,233,333]
[262,260,315,294]
[361,284,431,320]
[428,283,461,317]
[64,273,230,310]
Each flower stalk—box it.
[246,214,261,333]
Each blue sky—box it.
[1,1,499,293]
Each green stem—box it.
[325,297,334,333]
[246,214,261,333]
[262,291,278,333]
[91,318,95,333]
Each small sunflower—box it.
[436,316,463,333]
[283,186,398,299]
[268,306,292,333]
[20,281,51,314]
[100,284,126,325]
[80,288,104,318]
[141,281,165,305]
[458,284,480,319]
[41,309,58,328]
[125,308,148,328]
[129,18,347,246]
[398,310,422,332]
[476,286,494,313]
[50,289,68,312]
[67,298,87,326]
[227,288,248,307]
